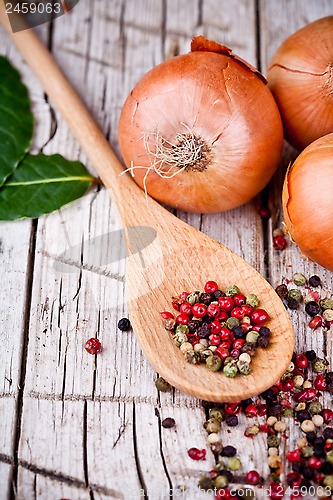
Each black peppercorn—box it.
[162,417,175,428]
[221,445,237,457]
[292,462,302,473]
[222,470,234,482]
[240,342,256,356]
[326,383,333,395]
[241,399,253,408]
[225,415,238,427]
[268,404,282,417]
[305,301,320,317]
[297,410,311,422]
[320,462,333,475]
[275,284,288,299]
[287,298,299,310]
[313,445,326,458]
[213,290,225,300]
[326,372,333,383]
[305,350,317,361]
[200,292,214,305]
[323,427,333,440]
[197,326,210,339]
[259,326,271,337]
[314,436,325,448]
[258,336,270,348]
[306,431,317,443]
[188,320,201,332]
[301,467,314,480]
[233,326,245,338]
[309,275,321,287]
[117,317,131,331]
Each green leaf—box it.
[0,154,94,220]
[0,56,34,186]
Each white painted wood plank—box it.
[0,462,12,500]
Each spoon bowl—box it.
[1,8,294,401]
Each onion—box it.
[282,133,333,271]
[267,16,333,151]
[118,36,283,213]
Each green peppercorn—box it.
[201,349,215,362]
[327,451,333,464]
[312,357,328,373]
[267,435,280,447]
[320,297,333,311]
[323,475,333,489]
[187,291,201,305]
[206,355,222,372]
[211,442,223,455]
[204,418,221,434]
[173,331,188,347]
[227,457,242,471]
[209,408,224,422]
[244,424,260,437]
[226,285,240,297]
[226,317,239,330]
[164,318,176,331]
[246,331,260,344]
[237,360,251,375]
[176,324,189,335]
[246,294,259,308]
[214,474,229,489]
[224,357,236,365]
[223,363,238,378]
[293,273,307,286]
[283,409,294,418]
[287,288,302,302]
[197,476,213,491]
[184,349,200,364]
[308,400,323,415]
[155,376,171,392]
[301,446,314,458]
[214,460,225,471]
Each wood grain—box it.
[0,0,332,498]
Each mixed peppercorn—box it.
[160,281,270,377]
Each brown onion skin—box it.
[118,38,283,214]
[282,133,333,271]
[267,16,333,151]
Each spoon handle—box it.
[0,5,146,223]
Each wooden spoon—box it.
[0,8,294,402]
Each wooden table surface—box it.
[1,1,333,499]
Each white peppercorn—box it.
[312,415,324,427]
[301,419,315,433]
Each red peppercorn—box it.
[245,404,258,417]
[322,408,333,423]
[233,339,245,349]
[228,332,235,343]
[269,482,284,500]
[258,404,268,417]
[209,333,221,346]
[218,296,234,312]
[307,457,323,470]
[293,388,317,402]
[260,423,269,433]
[273,235,286,250]
[241,304,253,316]
[314,374,327,391]
[220,328,231,341]
[215,347,230,361]
[233,294,246,306]
[204,281,218,293]
[281,379,294,392]
[171,301,180,311]
[313,472,325,485]
[325,441,333,451]
[230,348,240,359]
[231,307,244,319]
[245,470,261,485]
[218,311,229,321]
[258,207,271,220]
[286,449,302,462]
[179,292,189,301]
[176,313,190,325]
[187,448,206,461]
[295,353,309,369]
[251,325,261,332]
[191,303,207,318]
[85,338,102,355]
[219,341,231,350]
[210,320,222,334]
[160,311,174,319]
[179,302,192,315]
[223,403,241,415]
[280,398,292,409]
[251,308,269,325]
[309,316,323,329]
[207,303,221,318]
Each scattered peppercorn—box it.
[84,338,102,355]
[309,275,321,287]
[155,376,171,392]
[305,301,320,317]
[162,417,175,428]
[117,317,131,331]
[275,284,288,299]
